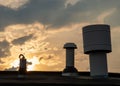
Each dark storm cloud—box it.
[0,40,11,57]
[0,0,120,30]
[58,0,119,27]
[11,34,33,45]
[106,8,120,27]
[0,5,16,30]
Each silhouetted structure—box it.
[62,43,79,76]
[82,24,112,78]
[18,54,27,75]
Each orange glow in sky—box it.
[27,56,40,71]
[10,56,39,71]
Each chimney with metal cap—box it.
[82,24,112,78]
[62,42,79,76]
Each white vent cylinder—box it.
[82,24,111,54]
[82,24,112,78]
[90,52,108,78]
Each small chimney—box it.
[82,24,112,78]
[62,43,79,76]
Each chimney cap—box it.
[83,24,110,29]
[64,43,77,49]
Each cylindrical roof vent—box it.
[82,24,112,78]
[82,24,112,54]
[62,42,78,77]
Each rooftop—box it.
[0,71,120,85]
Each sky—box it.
[0,0,120,73]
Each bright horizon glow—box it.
[10,56,39,71]
[10,59,19,69]
[27,56,40,71]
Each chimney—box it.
[82,24,112,78]
[62,43,79,76]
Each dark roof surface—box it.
[0,71,120,85]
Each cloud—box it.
[0,0,29,10]
[4,66,18,71]
[97,8,116,23]
[65,0,80,8]
[106,27,120,72]
[0,0,119,31]
[106,8,120,27]
[0,58,4,64]
[11,34,33,45]
[0,40,11,57]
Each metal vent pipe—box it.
[62,43,78,76]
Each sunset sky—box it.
[0,0,120,73]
